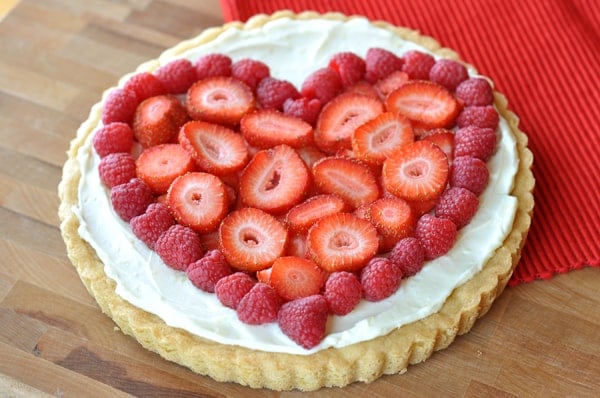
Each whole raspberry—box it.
[195,53,232,80]
[455,77,494,106]
[401,50,436,80]
[102,88,138,125]
[364,47,404,83]
[215,272,256,309]
[454,126,497,161]
[414,214,457,260]
[301,67,343,104]
[283,97,322,125]
[186,250,232,293]
[456,105,499,129]
[428,59,469,91]
[237,283,281,325]
[155,224,203,271]
[256,77,300,110]
[130,202,174,249]
[328,51,366,87]
[435,187,479,229]
[93,122,134,157]
[154,59,198,94]
[360,257,403,302]
[110,178,154,221]
[450,155,490,195]
[323,271,362,315]
[278,295,328,349]
[98,152,136,188]
[389,237,425,277]
[123,72,165,102]
[231,58,270,91]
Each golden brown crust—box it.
[58,11,534,391]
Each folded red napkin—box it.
[219,0,600,285]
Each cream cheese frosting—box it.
[74,17,519,355]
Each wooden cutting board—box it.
[0,0,598,396]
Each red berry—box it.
[195,53,232,80]
[329,52,366,87]
[187,249,232,293]
[110,178,154,221]
[98,152,137,188]
[435,187,479,229]
[456,105,499,129]
[414,214,457,260]
[130,202,175,249]
[154,59,198,94]
[237,283,281,325]
[231,58,270,91]
[455,77,494,106]
[93,122,134,157]
[401,50,436,80]
[285,194,347,234]
[454,126,497,161]
[123,72,165,102]
[215,272,256,309]
[360,257,403,302]
[133,94,188,148]
[389,237,425,277]
[270,256,324,301]
[102,88,138,125]
[324,271,362,315]
[135,144,196,195]
[155,224,203,271]
[364,48,404,84]
[278,295,328,349]
[449,155,490,195]
[240,109,313,149]
[428,59,469,91]
[373,70,410,100]
[283,97,322,125]
[421,129,455,163]
[301,67,343,104]
[256,77,300,111]
[367,196,416,240]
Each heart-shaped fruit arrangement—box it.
[93,47,499,349]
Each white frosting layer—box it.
[74,17,519,355]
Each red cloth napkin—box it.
[219,0,600,285]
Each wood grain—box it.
[0,0,598,396]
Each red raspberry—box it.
[101,88,138,125]
[414,214,457,260]
[435,187,479,229]
[256,77,300,110]
[428,59,469,91]
[455,77,494,106]
[110,178,154,221]
[130,203,174,249]
[454,126,497,161]
[123,72,165,102]
[456,105,499,129]
[401,50,436,80]
[278,295,328,349]
[231,58,270,91]
[187,249,232,293]
[360,257,403,302]
[323,271,362,315]
[215,272,256,309]
[328,51,366,87]
[98,152,136,188]
[154,59,198,94]
[389,237,425,277]
[237,283,281,325]
[93,122,134,157]
[155,224,203,271]
[364,47,404,83]
[195,53,232,80]
[449,156,490,195]
[301,67,343,104]
[283,97,322,125]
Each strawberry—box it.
[312,157,380,209]
[456,105,499,129]
[130,202,175,249]
[278,295,328,349]
[135,143,196,194]
[179,120,249,175]
[435,186,479,228]
[449,156,489,195]
[360,257,403,301]
[385,80,460,129]
[133,94,188,148]
[198,230,220,252]
[374,70,409,100]
[406,198,438,217]
[285,232,308,258]
[231,58,270,91]
[329,52,366,87]
[187,249,232,293]
[382,140,449,202]
[270,256,324,301]
[102,88,138,125]
[93,122,134,157]
[98,152,137,188]
[421,128,455,162]
[323,271,362,315]
[154,224,204,271]
[255,76,300,110]
[154,58,198,94]
[307,213,379,272]
[186,76,255,126]
[167,172,228,233]
[110,178,154,221]
[240,109,313,149]
[296,145,326,169]
[389,237,425,277]
[367,196,415,240]
[215,272,256,309]
[300,67,343,104]
[123,72,166,102]
[256,267,272,285]
[194,53,232,80]
[364,47,404,83]
[351,112,415,166]
[218,207,288,272]
[239,145,310,214]
[455,77,494,106]
[428,59,469,91]
[401,50,435,80]
[343,80,380,99]
[237,283,281,325]
[414,214,457,259]
[282,97,322,125]
[314,92,384,154]
[285,194,347,233]
[454,126,497,161]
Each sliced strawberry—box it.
[270,256,324,301]
[351,112,414,166]
[343,80,380,100]
[219,207,288,271]
[367,197,415,240]
[307,213,379,272]
[285,194,347,233]
[240,109,313,149]
[374,70,409,100]
[239,144,310,214]
[186,76,255,125]
[286,232,308,258]
[385,81,460,129]
[133,95,188,148]
[179,120,249,175]
[314,92,384,154]
[296,145,326,169]
[382,140,449,202]
[312,157,380,209]
[167,172,228,233]
[135,143,196,194]
[256,267,272,285]
[421,128,455,162]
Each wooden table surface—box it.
[0,0,598,396]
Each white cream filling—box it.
[74,17,519,355]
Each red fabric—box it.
[219,0,600,285]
